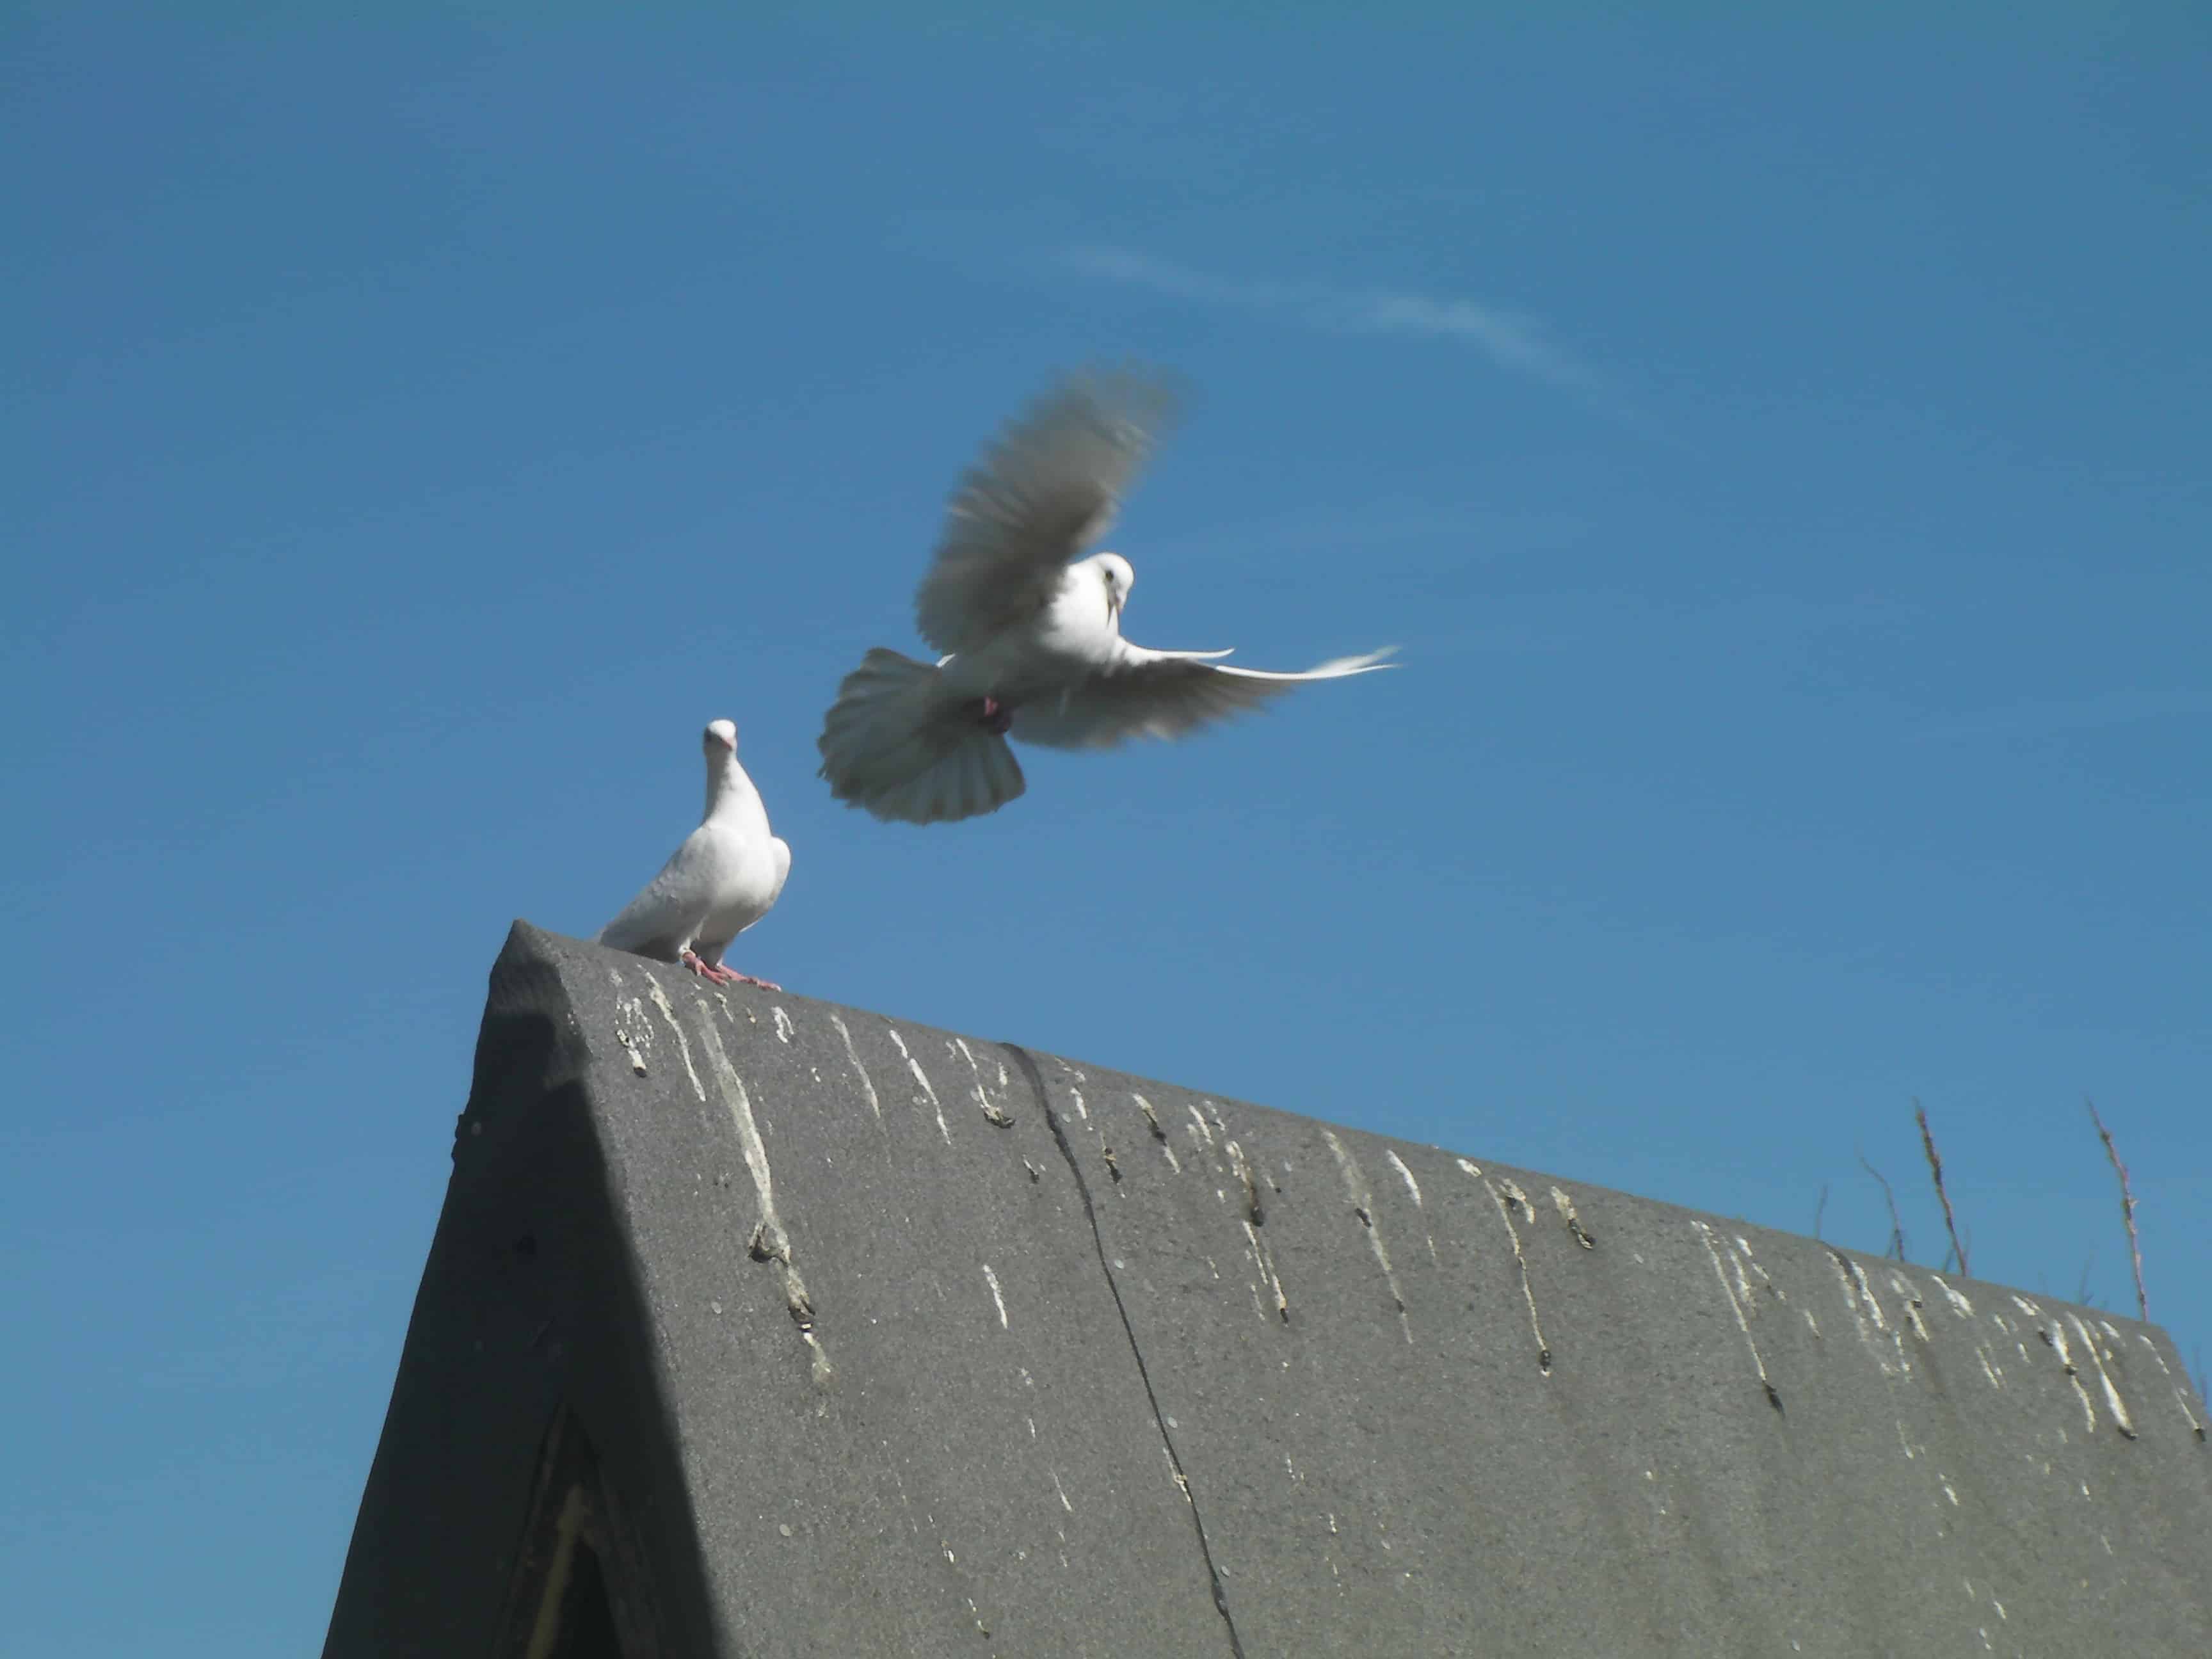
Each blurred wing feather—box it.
[1009,644,1395,751]
[913,369,1178,657]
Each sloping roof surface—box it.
[326,922,2212,1657]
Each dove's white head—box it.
[1093,552,1134,632]
[699,719,750,819]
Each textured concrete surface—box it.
[326,922,2212,1657]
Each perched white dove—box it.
[817,368,1394,824]
[597,719,792,988]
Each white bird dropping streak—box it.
[828,1015,881,1119]
[1462,1162,1550,1374]
[693,1012,831,1386]
[643,981,704,1102]
[1694,1221,1779,1408]
[1323,1131,1412,1343]
[886,1027,952,1143]
[815,368,1395,824]
[982,1265,1009,1329]
[1384,1148,1438,1263]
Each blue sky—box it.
[5,8,2208,1651]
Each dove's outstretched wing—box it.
[913,369,1178,659]
[1009,644,1396,751]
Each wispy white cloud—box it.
[1061,246,1596,394]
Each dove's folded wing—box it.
[1009,644,1395,751]
[597,846,710,959]
[913,370,1178,658]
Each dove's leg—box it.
[684,948,779,991]
[979,696,1014,736]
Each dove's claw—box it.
[979,696,1013,735]
[682,950,776,990]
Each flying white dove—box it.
[817,368,1394,824]
[598,719,792,988]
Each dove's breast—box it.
[940,568,1119,704]
[692,828,782,939]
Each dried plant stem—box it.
[1914,1101,1969,1276]
[2085,1098,2147,1320]
[1813,1182,1829,1243]
[1857,1148,1907,1262]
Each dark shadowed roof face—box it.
[328,924,2212,1658]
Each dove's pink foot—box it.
[979,696,1013,736]
[683,950,779,991]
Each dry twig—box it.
[1914,1100,1969,1276]
[2076,1254,2099,1307]
[2085,1098,2147,1320]
[1857,1148,1907,1261]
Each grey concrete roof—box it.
[326,922,2212,1657]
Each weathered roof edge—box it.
[325,921,2212,1658]
[325,922,726,1657]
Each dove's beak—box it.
[1107,592,1122,631]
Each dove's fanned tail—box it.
[817,648,1027,825]
[856,729,1026,826]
